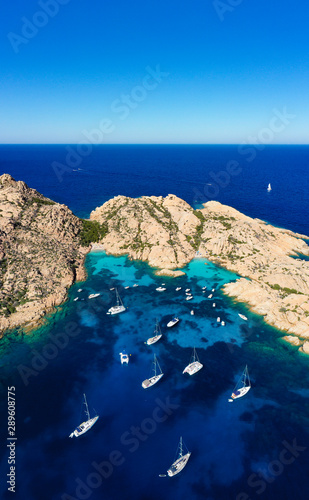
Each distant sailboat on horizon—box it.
[267,183,272,191]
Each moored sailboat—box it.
[183,347,203,375]
[146,319,162,345]
[167,437,191,477]
[107,289,126,315]
[142,354,164,388]
[228,365,251,402]
[69,394,99,438]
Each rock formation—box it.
[0,174,87,334]
[1,177,309,354]
[91,195,309,351]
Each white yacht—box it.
[107,289,126,315]
[167,437,191,477]
[88,293,100,299]
[229,365,251,402]
[69,394,98,438]
[267,183,272,191]
[238,313,248,321]
[156,287,166,292]
[183,347,203,375]
[146,319,162,345]
[167,317,180,328]
[142,354,164,388]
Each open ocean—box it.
[1,145,309,500]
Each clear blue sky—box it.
[1,0,308,144]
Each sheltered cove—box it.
[1,174,309,354]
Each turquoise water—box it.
[1,144,309,498]
[1,250,309,500]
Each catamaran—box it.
[167,317,180,328]
[142,354,164,388]
[183,347,203,375]
[69,394,99,438]
[146,319,162,345]
[119,350,129,364]
[228,365,251,402]
[107,289,126,315]
[167,437,191,477]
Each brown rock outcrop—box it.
[0,174,87,334]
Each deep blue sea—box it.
[1,145,309,500]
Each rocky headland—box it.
[90,194,309,352]
[1,176,309,353]
[0,174,105,334]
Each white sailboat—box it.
[146,319,162,345]
[69,394,99,438]
[228,365,251,402]
[183,347,203,375]
[142,354,164,388]
[167,437,191,477]
[267,183,272,191]
[107,289,126,315]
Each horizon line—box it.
[0,143,309,146]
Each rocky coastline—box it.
[1,175,309,354]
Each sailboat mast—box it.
[179,436,183,457]
[153,355,157,376]
[245,365,251,387]
[83,393,90,421]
